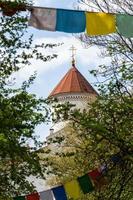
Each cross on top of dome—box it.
[69,45,76,67]
[49,46,98,97]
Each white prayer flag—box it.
[39,190,54,200]
[29,8,56,31]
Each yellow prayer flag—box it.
[64,180,81,199]
[86,12,116,35]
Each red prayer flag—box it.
[0,1,26,16]
[93,177,108,189]
[89,169,108,189]
[88,169,101,180]
[26,193,40,200]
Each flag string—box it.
[0,2,132,15]
[0,2,133,38]
[13,152,124,200]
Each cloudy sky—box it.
[15,0,109,142]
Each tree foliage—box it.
[44,1,133,199]
[0,0,58,85]
[45,71,133,200]
[78,0,133,84]
[0,0,57,198]
[0,76,49,199]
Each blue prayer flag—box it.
[111,154,122,164]
[52,185,67,200]
[56,9,86,33]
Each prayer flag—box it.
[64,180,81,199]
[86,12,116,35]
[0,2,26,16]
[99,164,108,175]
[77,174,94,194]
[88,169,101,180]
[26,193,40,200]
[13,196,25,200]
[116,14,133,38]
[111,154,122,164]
[39,190,54,200]
[29,8,56,31]
[52,186,67,200]
[93,177,108,189]
[56,9,86,33]
[89,169,108,189]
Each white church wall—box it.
[49,93,96,135]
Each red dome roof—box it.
[49,66,98,97]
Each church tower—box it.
[47,47,98,138]
[32,49,98,192]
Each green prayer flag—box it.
[77,174,94,194]
[116,14,133,38]
[13,196,25,200]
